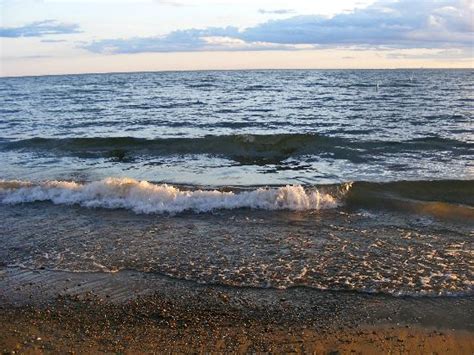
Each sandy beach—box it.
[1,267,473,353]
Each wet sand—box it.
[1,267,473,353]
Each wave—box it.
[1,134,471,164]
[346,180,474,220]
[0,178,347,214]
[1,178,472,218]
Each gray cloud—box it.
[41,39,67,43]
[84,0,473,54]
[258,9,295,15]
[85,27,241,54]
[243,0,473,47]
[0,20,80,38]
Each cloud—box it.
[85,27,241,53]
[0,20,80,38]
[84,0,473,54]
[41,39,67,43]
[242,0,473,47]
[84,28,314,54]
[200,36,314,51]
[258,9,295,15]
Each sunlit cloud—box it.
[200,36,315,50]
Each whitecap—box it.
[0,177,347,214]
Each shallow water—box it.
[1,202,472,296]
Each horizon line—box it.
[1,67,472,79]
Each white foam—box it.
[0,177,344,214]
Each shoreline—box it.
[2,308,472,353]
[1,267,473,353]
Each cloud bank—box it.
[0,20,81,38]
[84,26,316,53]
[243,0,473,47]
[83,0,472,54]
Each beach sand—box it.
[1,267,473,353]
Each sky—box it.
[0,0,473,76]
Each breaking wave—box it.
[1,178,472,218]
[0,178,348,214]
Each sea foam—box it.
[0,178,344,213]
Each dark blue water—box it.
[0,69,472,185]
